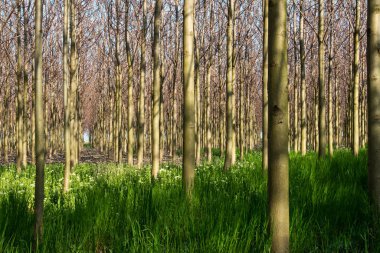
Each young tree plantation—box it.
[0,0,379,252]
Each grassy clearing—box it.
[0,150,378,252]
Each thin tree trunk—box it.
[353,0,360,156]
[318,0,326,157]
[151,0,162,180]
[125,0,134,165]
[183,0,195,196]
[63,0,71,192]
[224,0,236,170]
[34,0,45,245]
[16,0,23,173]
[262,0,269,170]
[367,0,380,210]
[137,0,146,168]
[300,0,307,155]
[268,0,289,250]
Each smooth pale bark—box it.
[239,70,244,160]
[70,1,79,167]
[224,0,236,170]
[206,2,214,163]
[115,0,122,163]
[63,0,71,193]
[195,30,201,165]
[327,14,334,157]
[300,0,307,155]
[171,0,180,161]
[318,0,326,157]
[34,0,45,244]
[183,0,195,196]
[206,64,212,162]
[137,0,146,168]
[293,4,299,153]
[22,1,28,167]
[16,0,23,173]
[151,0,162,180]
[268,0,289,251]
[353,0,360,156]
[262,0,268,170]
[367,0,380,210]
[125,0,135,165]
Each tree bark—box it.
[63,0,71,192]
[151,0,162,180]
[268,0,289,251]
[183,0,195,196]
[262,0,269,170]
[137,0,146,168]
[224,0,236,170]
[367,0,380,210]
[34,0,45,245]
[318,0,326,157]
[353,0,360,156]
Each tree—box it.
[352,0,360,156]
[224,0,236,170]
[318,0,326,157]
[125,0,135,165]
[34,0,45,244]
[152,0,163,180]
[262,0,269,170]
[300,0,307,155]
[63,0,71,192]
[268,0,289,251]
[137,0,147,168]
[182,0,195,195]
[367,0,380,210]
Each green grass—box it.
[0,150,378,252]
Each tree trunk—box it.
[367,0,380,210]
[262,0,269,170]
[268,0,289,251]
[318,0,326,157]
[16,0,23,173]
[300,0,307,155]
[151,0,162,180]
[224,0,236,170]
[63,0,71,193]
[183,0,195,196]
[34,0,45,245]
[137,0,146,168]
[353,0,360,156]
[125,0,135,165]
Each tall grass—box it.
[0,150,378,252]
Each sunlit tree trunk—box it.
[318,0,326,157]
[293,4,299,153]
[367,0,380,210]
[352,0,360,156]
[224,0,236,170]
[137,0,146,168]
[268,0,289,251]
[262,0,269,170]
[300,0,307,155]
[63,0,71,192]
[70,1,79,167]
[151,0,162,180]
[327,5,334,157]
[16,0,23,173]
[183,0,195,195]
[34,0,45,245]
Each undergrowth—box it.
[0,149,378,252]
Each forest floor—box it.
[0,149,379,252]
[0,148,182,165]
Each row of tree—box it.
[0,0,379,251]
